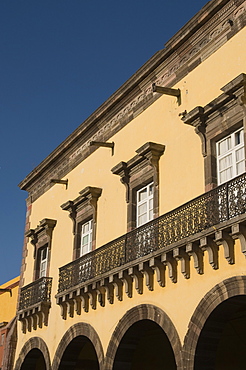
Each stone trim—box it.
[112,142,165,231]
[182,73,246,191]
[2,317,17,370]
[61,186,102,258]
[104,304,183,370]
[14,337,51,370]
[26,218,57,280]
[182,275,246,370]
[52,322,104,370]
[19,0,246,202]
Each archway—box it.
[183,276,246,370]
[20,348,46,370]
[57,335,99,370]
[14,337,51,370]
[105,304,182,370]
[113,319,176,370]
[194,295,246,370]
[52,323,104,370]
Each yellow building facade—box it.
[14,0,246,369]
[0,277,19,370]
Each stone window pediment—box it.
[112,142,165,231]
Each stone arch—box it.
[14,337,51,370]
[183,275,246,370]
[104,304,183,370]
[52,322,104,370]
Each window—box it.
[216,128,245,185]
[136,183,154,227]
[26,218,56,281]
[38,246,48,278]
[112,142,165,231]
[182,74,246,191]
[80,219,93,256]
[61,186,102,260]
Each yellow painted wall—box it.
[15,24,246,365]
[0,276,19,323]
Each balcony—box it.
[18,277,52,333]
[56,173,246,319]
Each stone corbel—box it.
[118,270,133,298]
[96,284,106,307]
[109,274,123,301]
[200,236,218,269]
[128,266,143,294]
[61,200,77,234]
[149,257,165,287]
[182,106,207,157]
[161,252,177,283]
[101,278,114,304]
[173,247,190,279]
[186,241,204,274]
[139,261,154,291]
[25,229,38,258]
[84,285,97,310]
[111,162,130,202]
[231,223,246,256]
[215,230,235,264]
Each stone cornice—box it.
[19,0,246,202]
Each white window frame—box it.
[216,128,245,185]
[39,246,48,278]
[136,183,154,227]
[80,219,93,256]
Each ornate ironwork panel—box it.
[18,277,52,311]
[58,173,246,293]
[58,235,125,293]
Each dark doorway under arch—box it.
[20,348,46,370]
[58,335,99,370]
[194,295,246,370]
[113,319,176,370]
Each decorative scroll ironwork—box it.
[18,277,52,311]
[58,173,246,293]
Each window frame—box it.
[136,182,154,227]
[61,186,102,260]
[216,127,245,185]
[112,142,165,231]
[26,218,57,281]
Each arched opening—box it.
[58,335,99,370]
[194,295,246,370]
[113,319,176,370]
[20,349,46,370]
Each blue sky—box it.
[0,0,209,284]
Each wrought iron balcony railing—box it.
[18,277,52,311]
[58,173,246,294]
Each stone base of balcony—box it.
[17,302,51,333]
[56,214,246,320]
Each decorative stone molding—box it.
[19,0,246,202]
[182,73,246,190]
[61,186,102,257]
[112,142,165,231]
